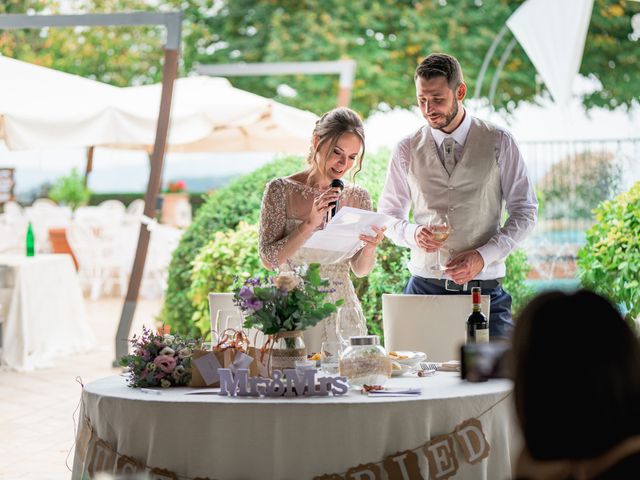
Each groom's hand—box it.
[414,225,445,252]
[445,250,484,284]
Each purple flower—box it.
[239,285,254,300]
[246,277,262,286]
[245,298,263,311]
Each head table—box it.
[73,372,520,480]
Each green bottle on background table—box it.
[26,221,35,257]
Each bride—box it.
[258,107,385,353]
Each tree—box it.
[173,0,639,117]
[0,0,167,87]
[1,1,638,117]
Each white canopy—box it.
[507,0,594,106]
[0,55,317,154]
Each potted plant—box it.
[48,168,91,211]
[161,179,190,227]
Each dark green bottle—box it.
[26,221,35,257]
[466,287,489,343]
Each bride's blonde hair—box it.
[307,107,365,181]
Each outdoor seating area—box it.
[1,1,639,479]
[0,199,182,299]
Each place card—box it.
[192,352,223,386]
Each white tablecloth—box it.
[73,373,521,479]
[0,254,95,370]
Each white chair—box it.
[382,294,491,362]
[207,292,268,347]
[208,293,242,333]
[126,199,145,217]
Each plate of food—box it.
[388,351,427,368]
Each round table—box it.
[73,373,520,479]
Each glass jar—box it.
[270,331,307,374]
[339,335,392,389]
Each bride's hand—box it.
[307,188,341,228]
[359,226,386,255]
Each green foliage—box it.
[577,182,640,323]
[188,222,268,337]
[175,0,640,116]
[160,155,303,334]
[503,249,534,317]
[538,151,622,220]
[6,1,638,117]
[48,168,91,210]
[0,1,167,87]
[235,263,344,335]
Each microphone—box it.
[329,179,344,218]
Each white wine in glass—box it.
[428,212,451,272]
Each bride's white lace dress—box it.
[259,176,372,353]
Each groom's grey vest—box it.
[407,117,503,277]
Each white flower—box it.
[178,348,192,359]
[160,379,171,388]
[273,272,300,291]
[171,365,186,380]
[163,334,175,343]
[159,346,175,356]
[146,362,157,371]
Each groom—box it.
[378,53,538,339]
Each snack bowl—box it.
[388,351,427,368]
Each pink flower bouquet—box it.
[120,326,199,388]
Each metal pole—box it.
[84,146,94,187]
[473,25,509,100]
[114,47,180,365]
[488,37,518,109]
[197,60,357,108]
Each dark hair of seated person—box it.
[512,289,640,463]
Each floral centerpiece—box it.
[234,263,343,370]
[165,179,187,194]
[119,326,199,388]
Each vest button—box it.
[448,186,455,190]
[449,207,455,212]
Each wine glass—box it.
[336,304,367,347]
[427,212,451,272]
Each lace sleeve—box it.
[259,178,288,269]
[350,185,372,211]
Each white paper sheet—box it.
[302,207,395,254]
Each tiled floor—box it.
[0,297,163,480]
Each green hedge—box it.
[577,181,640,323]
[163,149,533,336]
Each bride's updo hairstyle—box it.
[307,107,365,180]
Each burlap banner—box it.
[74,393,510,480]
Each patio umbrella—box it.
[0,56,317,154]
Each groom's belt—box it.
[421,277,502,292]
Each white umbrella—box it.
[110,76,317,154]
[0,56,318,154]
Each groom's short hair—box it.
[415,53,464,90]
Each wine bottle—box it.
[26,221,35,257]
[466,287,488,343]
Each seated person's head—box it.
[512,289,640,461]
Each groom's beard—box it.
[427,99,459,131]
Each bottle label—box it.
[475,328,489,343]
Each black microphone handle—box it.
[329,179,344,218]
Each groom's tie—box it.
[443,137,456,176]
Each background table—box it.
[73,373,521,479]
[0,254,95,370]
